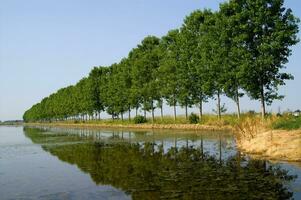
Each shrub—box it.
[276,113,282,117]
[189,113,199,124]
[134,115,147,124]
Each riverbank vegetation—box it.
[27,113,301,133]
[234,114,301,161]
[272,115,301,130]
[23,0,299,124]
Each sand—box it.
[237,130,301,161]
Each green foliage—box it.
[133,115,147,124]
[272,116,301,130]
[189,113,199,124]
[231,0,299,117]
[212,103,227,115]
[23,0,299,123]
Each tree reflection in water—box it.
[24,127,296,200]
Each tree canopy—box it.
[23,0,299,122]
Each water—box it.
[0,126,300,200]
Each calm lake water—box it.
[0,126,300,200]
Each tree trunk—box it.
[128,107,131,121]
[151,100,154,124]
[173,100,177,122]
[236,89,241,119]
[143,99,147,118]
[217,91,221,120]
[121,112,123,121]
[185,102,188,120]
[199,99,203,121]
[135,106,138,117]
[260,85,266,120]
[160,104,163,121]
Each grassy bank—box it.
[26,114,243,131]
[25,114,301,131]
[234,115,301,161]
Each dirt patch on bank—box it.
[237,130,301,162]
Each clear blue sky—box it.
[0,0,300,121]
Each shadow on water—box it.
[23,127,297,200]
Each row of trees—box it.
[23,0,299,122]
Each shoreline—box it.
[25,122,233,132]
[237,129,301,162]
[24,122,301,162]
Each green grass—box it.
[35,113,301,131]
[271,115,301,130]
[66,115,190,125]
[53,114,243,126]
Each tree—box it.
[181,10,214,120]
[88,67,105,119]
[130,36,160,122]
[199,11,226,120]
[234,0,299,119]
[158,30,181,121]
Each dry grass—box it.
[237,129,301,161]
[234,117,265,140]
[233,115,284,140]
[234,115,301,161]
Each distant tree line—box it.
[23,0,299,122]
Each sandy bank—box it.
[237,130,301,162]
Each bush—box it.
[189,113,199,124]
[246,110,256,116]
[134,115,147,124]
[276,113,282,117]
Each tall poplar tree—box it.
[158,30,181,121]
[199,11,226,119]
[181,10,214,120]
[131,36,160,122]
[234,0,299,119]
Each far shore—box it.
[25,121,301,162]
[25,122,232,132]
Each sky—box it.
[0,0,300,121]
